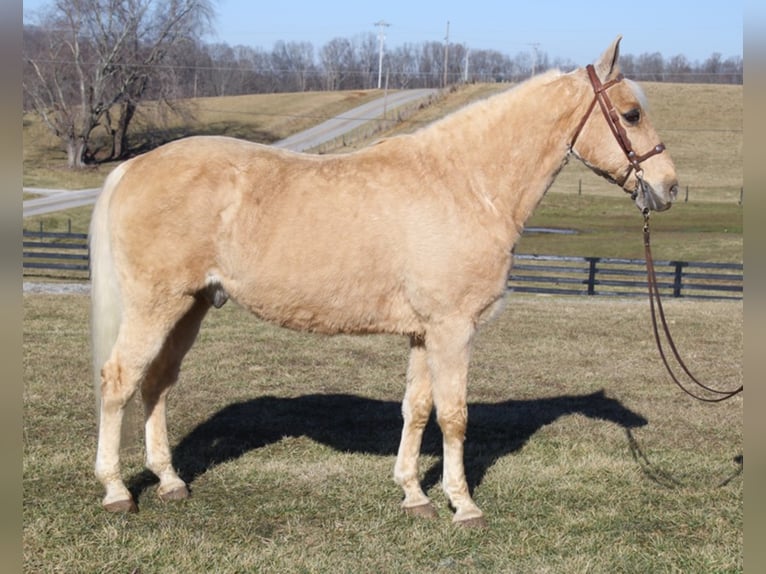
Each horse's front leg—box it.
[427,320,486,527]
[394,335,437,518]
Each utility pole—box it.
[463,47,470,83]
[442,21,450,88]
[374,20,390,89]
[528,42,541,77]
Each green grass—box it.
[23,293,742,572]
[516,193,743,263]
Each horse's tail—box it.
[90,162,127,420]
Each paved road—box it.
[23,187,103,217]
[274,88,436,152]
[22,88,438,218]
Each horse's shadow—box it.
[128,389,647,501]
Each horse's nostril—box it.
[669,184,679,201]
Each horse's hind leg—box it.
[394,334,437,518]
[95,296,200,512]
[142,297,210,502]
[97,348,141,513]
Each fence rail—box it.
[22,230,743,300]
[508,254,743,300]
[22,229,90,279]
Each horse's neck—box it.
[420,71,586,241]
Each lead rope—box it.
[642,210,743,402]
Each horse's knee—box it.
[436,405,468,439]
[403,395,433,425]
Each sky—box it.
[22,0,743,66]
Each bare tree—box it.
[205,42,237,96]
[321,37,360,91]
[23,0,215,168]
[270,41,317,92]
[635,52,665,81]
[666,54,692,82]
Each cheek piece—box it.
[570,64,666,193]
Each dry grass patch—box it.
[341,81,742,205]
[24,292,741,572]
[22,90,383,189]
[24,82,742,206]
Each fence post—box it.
[578,179,582,195]
[739,187,743,206]
[684,186,689,203]
[672,261,685,297]
[587,257,597,295]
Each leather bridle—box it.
[572,64,742,403]
[570,64,666,190]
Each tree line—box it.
[23,1,743,169]
[150,39,744,98]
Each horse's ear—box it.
[594,35,623,81]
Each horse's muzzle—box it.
[633,179,678,212]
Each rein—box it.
[642,212,743,402]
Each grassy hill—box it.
[22,81,742,263]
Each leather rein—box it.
[573,64,743,403]
[642,214,743,402]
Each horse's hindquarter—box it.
[110,136,511,335]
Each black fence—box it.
[22,230,743,300]
[22,229,90,279]
[509,254,743,300]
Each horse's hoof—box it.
[158,485,189,502]
[103,499,138,513]
[403,502,438,519]
[455,515,488,529]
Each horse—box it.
[90,35,678,527]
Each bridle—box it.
[572,64,743,403]
[570,64,666,190]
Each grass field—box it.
[22,79,743,571]
[23,293,742,572]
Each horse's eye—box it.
[622,108,641,125]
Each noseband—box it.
[570,65,666,189]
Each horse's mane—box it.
[417,69,565,135]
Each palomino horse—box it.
[90,36,678,526]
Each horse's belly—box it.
[226,275,421,336]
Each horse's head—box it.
[570,36,679,212]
